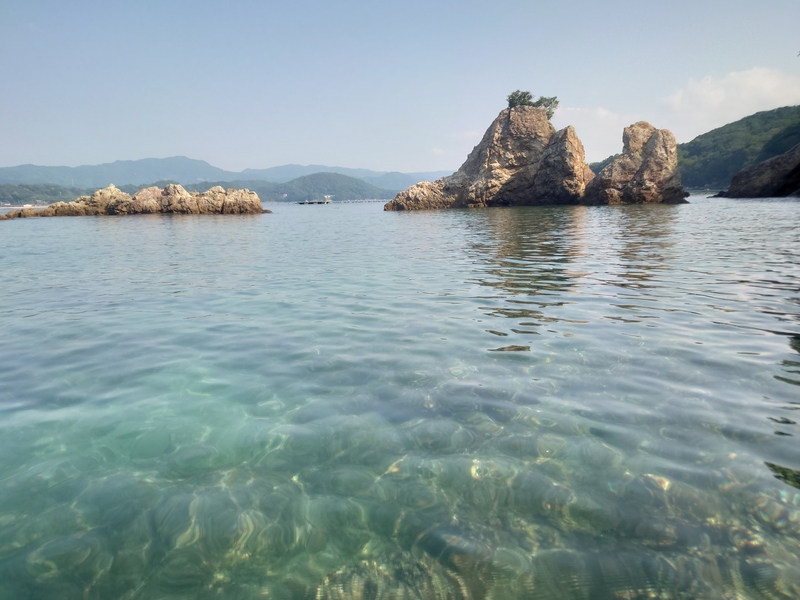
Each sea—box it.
[0,193,799,599]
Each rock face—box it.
[1,184,268,220]
[582,122,686,205]
[385,111,685,211]
[384,106,593,211]
[726,143,800,198]
[531,126,596,204]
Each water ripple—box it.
[0,198,799,597]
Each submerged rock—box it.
[583,121,687,205]
[1,184,269,220]
[726,143,800,198]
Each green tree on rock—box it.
[507,90,534,108]
[506,90,559,120]
[532,96,559,120]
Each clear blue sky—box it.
[2,0,799,172]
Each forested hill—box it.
[0,184,92,206]
[678,105,800,188]
[185,173,394,203]
[588,106,800,189]
[0,157,236,188]
[0,173,395,206]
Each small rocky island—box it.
[0,184,268,220]
[384,106,686,210]
[724,143,800,198]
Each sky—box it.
[1,0,799,173]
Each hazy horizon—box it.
[0,155,451,176]
[2,0,799,173]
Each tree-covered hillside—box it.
[0,184,96,206]
[0,157,236,187]
[187,173,394,202]
[270,172,393,202]
[679,105,800,188]
[588,155,618,174]
[0,173,394,207]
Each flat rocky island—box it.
[385,106,686,210]
[0,183,268,220]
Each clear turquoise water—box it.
[1,196,799,599]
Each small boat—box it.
[297,195,333,205]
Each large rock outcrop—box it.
[1,184,268,220]
[385,110,685,211]
[384,106,593,211]
[582,122,686,205]
[726,143,800,198]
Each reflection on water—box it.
[766,462,800,491]
[471,207,584,337]
[0,198,799,598]
[777,336,800,388]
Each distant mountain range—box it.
[0,156,450,192]
[589,105,800,189]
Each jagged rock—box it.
[384,106,593,210]
[112,186,163,214]
[15,184,134,219]
[726,143,800,198]
[583,122,686,205]
[1,184,268,221]
[218,187,270,214]
[160,183,200,213]
[51,201,91,216]
[386,179,450,211]
[83,184,132,213]
[196,185,229,214]
[530,126,595,204]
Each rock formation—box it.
[582,122,686,205]
[385,111,685,211]
[1,184,269,220]
[531,126,596,204]
[384,106,593,211]
[725,143,800,198]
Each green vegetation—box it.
[0,157,235,188]
[507,91,559,119]
[507,90,535,108]
[533,96,559,120]
[268,172,393,202]
[679,105,800,188]
[755,120,800,163]
[588,154,619,174]
[183,173,394,202]
[0,174,394,207]
[0,184,92,206]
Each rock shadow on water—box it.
[765,461,800,491]
[488,345,531,352]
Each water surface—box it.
[1,196,799,598]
